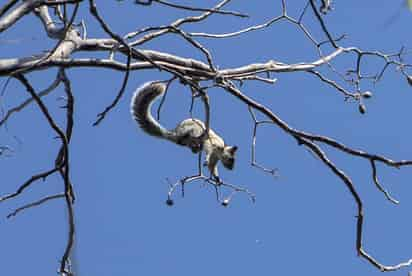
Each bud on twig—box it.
[166,198,174,206]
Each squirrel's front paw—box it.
[212,175,221,184]
[190,142,202,153]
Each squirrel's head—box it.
[221,145,238,170]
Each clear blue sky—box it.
[1,1,412,275]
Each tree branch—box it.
[6,193,65,219]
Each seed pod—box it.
[221,199,230,207]
[358,104,366,114]
[166,198,174,206]
[362,91,373,99]
[407,75,412,86]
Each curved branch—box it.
[219,81,412,169]
[219,81,412,271]
[142,0,248,18]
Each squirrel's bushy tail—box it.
[131,82,176,141]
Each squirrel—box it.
[131,81,238,182]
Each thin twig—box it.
[89,0,146,126]
[93,51,131,126]
[248,106,279,177]
[0,71,62,127]
[156,77,176,120]
[139,0,248,18]
[0,167,60,202]
[190,15,284,38]
[308,0,337,49]
[129,0,233,47]
[7,193,65,219]
[370,160,399,204]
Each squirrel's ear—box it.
[228,146,238,154]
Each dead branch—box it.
[136,0,248,18]
[59,68,76,275]
[6,193,65,219]
[1,1,412,274]
[13,73,75,275]
[0,70,62,127]
[218,80,412,271]
[248,106,278,177]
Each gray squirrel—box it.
[131,81,237,181]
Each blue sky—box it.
[1,1,412,275]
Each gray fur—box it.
[130,81,177,142]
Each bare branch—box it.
[218,80,412,270]
[89,0,155,125]
[370,160,399,205]
[219,47,345,77]
[6,193,65,219]
[15,75,67,145]
[0,0,19,19]
[190,15,284,38]
[0,0,44,33]
[0,71,62,127]
[58,69,76,274]
[233,75,278,85]
[2,1,412,273]
[248,106,278,177]
[308,0,337,48]
[168,26,216,71]
[0,167,60,202]
[167,173,255,206]
[0,0,81,33]
[92,51,131,126]
[11,2,81,76]
[156,77,176,120]
[137,0,249,18]
[128,0,233,46]
[307,69,357,99]
[219,81,412,169]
